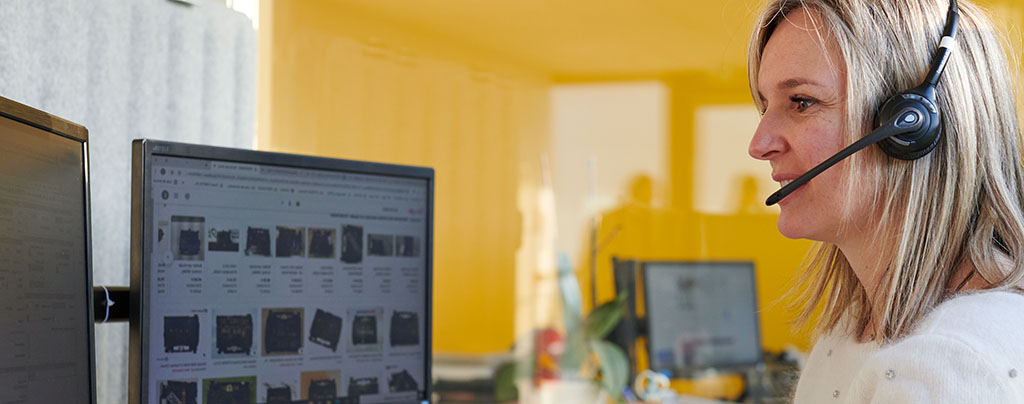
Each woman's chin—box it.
[776,214,814,240]
[776,221,804,239]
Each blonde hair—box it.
[749,0,1024,341]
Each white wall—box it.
[693,104,775,215]
[550,82,668,261]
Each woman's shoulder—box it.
[912,290,1024,343]
[885,290,1024,371]
[844,291,1024,402]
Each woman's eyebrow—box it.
[778,77,824,90]
[757,77,826,102]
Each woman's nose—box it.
[749,111,787,161]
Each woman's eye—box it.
[791,96,816,111]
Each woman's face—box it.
[749,8,868,243]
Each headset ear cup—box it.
[874,91,942,160]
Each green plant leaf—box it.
[557,252,584,335]
[584,292,627,339]
[493,361,519,402]
[558,326,588,374]
[590,339,629,402]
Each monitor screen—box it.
[0,97,95,403]
[643,262,760,374]
[130,140,432,404]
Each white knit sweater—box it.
[793,291,1024,403]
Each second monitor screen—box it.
[644,262,760,374]
[142,154,429,404]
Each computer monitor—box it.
[129,140,433,404]
[0,96,96,403]
[642,261,761,375]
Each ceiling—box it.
[326,0,763,79]
[320,0,1024,80]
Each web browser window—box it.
[138,148,430,404]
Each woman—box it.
[748,0,1024,402]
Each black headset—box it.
[765,0,960,206]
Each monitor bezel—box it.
[129,139,434,404]
[640,260,762,375]
[0,95,96,404]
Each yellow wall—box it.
[259,0,551,353]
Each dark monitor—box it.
[642,261,761,375]
[0,96,96,403]
[129,140,433,404]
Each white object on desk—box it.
[664,394,734,404]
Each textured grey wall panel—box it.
[0,1,257,402]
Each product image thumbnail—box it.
[171,216,205,261]
[308,378,336,400]
[308,228,336,259]
[264,384,293,404]
[340,225,363,264]
[208,228,240,252]
[388,369,418,393]
[308,308,342,352]
[245,227,272,256]
[275,226,306,258]
[159,380,198,404]
[215,314,253,355]
[396,236,421,257]
[263,308,303,355]
[301,370,341,401]
[163,315,200,353]
[203,376,256,404]
[351,313,378,346]
[348,377,379,398]
[389,311,420,346]
[367,234,394,257]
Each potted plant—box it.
[495,293,630,403]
